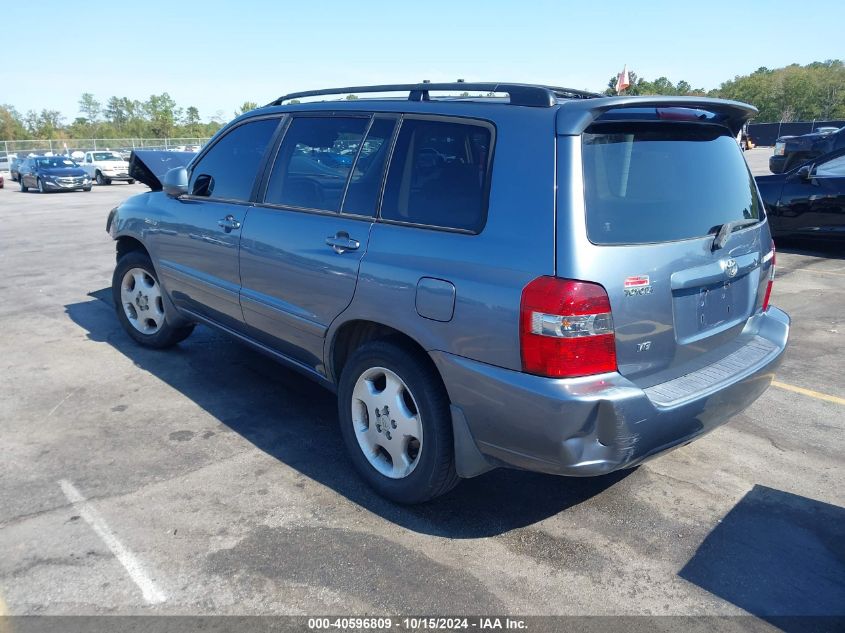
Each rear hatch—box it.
[561,108,773,388]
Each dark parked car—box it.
[10,156,25,182]
[106,83,789,503]
[18,156,92,193]
[770,126,845,174]
[757,148,845,240]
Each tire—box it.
[112,251,194,348]
[19,177,28,192]
[83,186,92,192]
[337,340,459,504]
[37,178,46,193]
[127,179,135,185]
[96,171,106,186]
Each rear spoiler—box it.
[556,96,757,136]
[128,150,197,191]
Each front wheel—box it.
[95,172,106,186]
[127,179,135,185]
[37,178,47,193]
[112,251,194,348]
[19,178,28,192]
[337,340,459,504]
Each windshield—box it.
[37,157,78,168]
[582,122,761,245]
[93,152,123,161]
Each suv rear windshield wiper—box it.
[711,218,759,251]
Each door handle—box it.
[217,215,241,232]
[325,231,360,254]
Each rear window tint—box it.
[381,118,491,232]
[582,123,761,244]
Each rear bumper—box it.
[433,307,790,477]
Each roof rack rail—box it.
[267,82,601,108]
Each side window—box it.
[815,154,845,178]
[189,118,279,201]
[381,118,492,232]
[264,117,368,211]
[341,117,397,216]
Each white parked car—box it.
[81,150,134,185]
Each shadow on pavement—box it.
[774,238,845,260]
[679,484,845,632]
[66,289,631,538]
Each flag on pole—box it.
[615,65,631,94]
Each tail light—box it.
[520,276,617,378]
[762,240,776,311]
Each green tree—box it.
[78,93,101,122]
[0,104,26,139]
[184,106,201,136]
[235,101,259,116]
[103,96,128,132]
[145,93,178,137]
[714,60,845,122]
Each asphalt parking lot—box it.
[0,155,843,621]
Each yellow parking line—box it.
[772,380,845,406]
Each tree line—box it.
[611,60,845,122]
[2,60,843,141]
[0,94,266,141]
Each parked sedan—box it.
[10,156,24,182]
[756,148,845,241]
[18,156,92,193]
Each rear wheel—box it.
[337,340,459,504]
[112,251,194,348]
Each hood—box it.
[777,131,828,144]
[39,166,86,177]
[128,150,196,191]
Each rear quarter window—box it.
[583,123,762,245]
[381,117,493,232]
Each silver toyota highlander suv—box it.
[106,82,790,503]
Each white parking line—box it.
[58,480,166,604]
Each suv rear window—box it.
[582,123,761,245]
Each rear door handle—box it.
[326,231,360,254]
[217,215,241,232]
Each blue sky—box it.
[4,0,842,122]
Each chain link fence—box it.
[1,137,211,159]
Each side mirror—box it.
[162,167,189,197]
[795,164,813,181]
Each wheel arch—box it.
[115,235,150,262]
[328,319,438,385]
